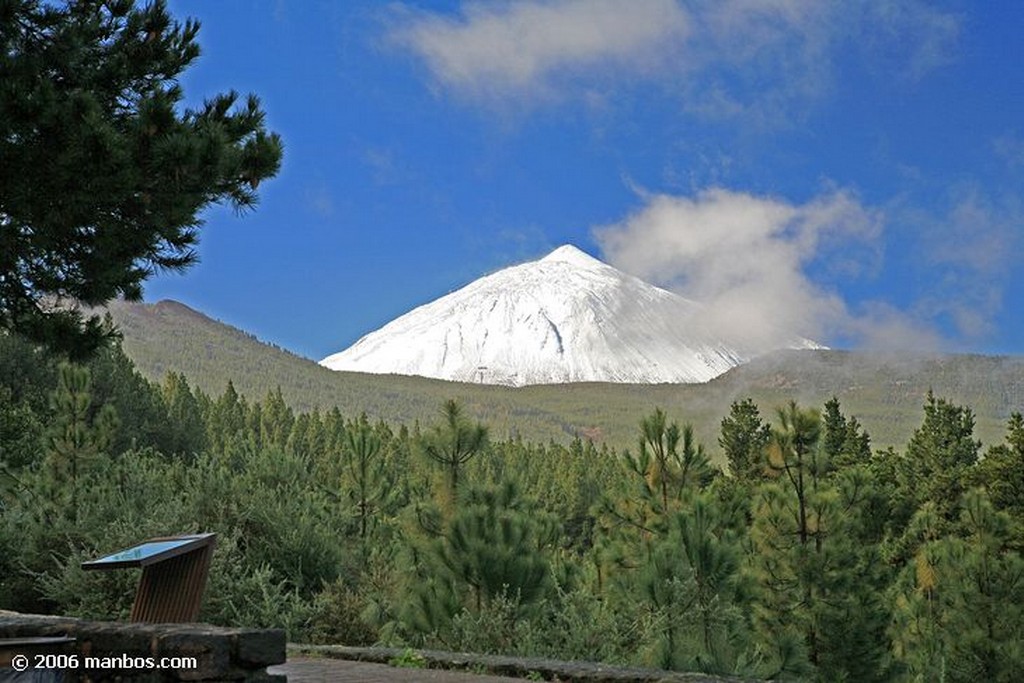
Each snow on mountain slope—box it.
[320,245,821,386]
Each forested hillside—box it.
[104,299,1024,455]
[2,331,1023,681]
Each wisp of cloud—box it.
[594,187,896,353]
[387,0,689,105]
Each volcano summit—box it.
[320,245,820,386]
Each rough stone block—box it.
[78,621,156,659]
[153,629,231,681]
[234,629,285,667]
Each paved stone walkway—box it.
[269,657,529,682]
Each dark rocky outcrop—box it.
[0,613,284,681]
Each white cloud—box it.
[862,0,962,80]
[594,187,882,352]
[593,185,1021,354]
[912,188,1021,341]
[840,302,942,353]
[685,0,832,122]
[994,132,1024,171]
[388,0,961,119]
[681,0,960,124]
[388,0,689,104]
[305,184,335,217]
[363,147,402,186]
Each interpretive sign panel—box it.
[82,533,216,623]
[82,535,213,570]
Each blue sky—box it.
[147,0,1024,361]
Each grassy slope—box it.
[106,299,1024,459]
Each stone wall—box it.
[0,613,284,682]
[290,643,758,683]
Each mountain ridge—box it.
[102,298,1024,455]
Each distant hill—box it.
[104,299,1024,458]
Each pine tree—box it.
[0,0,283,356]
[641,408,681,514]
[439,481,555,611]
[971,412,1024,532]
[0,385,42,477]
[287,409,326,462]
[44,363,118,521]
[751,401,892,681]
[719,398,771,483]
[322,407,348,458]
[902,391,981,518]
[614,409,714,529]
[597,410,753,673]
[642,410,714,506]
[342,415,391,563]
[600,410,716,570]
[766,401,822,547]
[85,338,173,454]
[887,392,983,563]
[206,381,247,456]
[421,400,488,500]
[404,481,557,643]
[821,396,871,470]
[640,492,752,674]
[160,371,205,457]
[893,490,1024,682]
[258,387,294,450]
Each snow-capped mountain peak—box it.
[320,245,821,386]
[539,244,603,267]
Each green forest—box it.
[2,332,1022,682]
